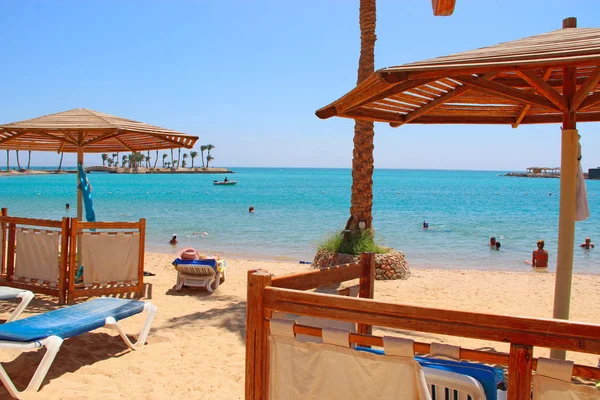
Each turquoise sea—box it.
[1,168,599,274]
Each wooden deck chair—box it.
[172,259,226,293]
[533,357,600,399]
[0,297,157,399]
[268,319,432,399]
[0,287,34,322]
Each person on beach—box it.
[249,206,255,213]
[581,237,595,249]
[490,237,496,248]
[422,220,429,229]
[169,234,178,245]
[531,240,548,268]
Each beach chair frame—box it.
[68,219,146,304]
[246,252,600,400]
[0,211,69,305]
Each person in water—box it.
[495,241,501,250]
[169,234,178,245]
[224,177,228,182]
[65,203,70,210]
[249,206,255,213]
[532,240,548,268]
[422,220,429,229]
[489,237,496,248]
[581,237,595,249]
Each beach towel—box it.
[78,163,96,223]
[576,141,590,221]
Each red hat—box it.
[177,247,200,260]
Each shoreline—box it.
[0,166,234,175]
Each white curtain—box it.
[80,233,140,285]
[15,229,60,286]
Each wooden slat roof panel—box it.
[0,108,198,152]
[316,24,600,126]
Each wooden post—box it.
[1,208,6,275]
[552,17,578,360]
[357,252,375,337]
[137,218,146,298]
[67,218,78,304]
[507,344,533,400]
[58,217,70,305]
[245,270,272,400]
[6,223,16,282]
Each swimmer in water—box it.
[531,240,548,268]
[422,220,429,229]
[249,206,255,213]
[169,234,178,246]
[581,237,594,249]
[490,237,496,248]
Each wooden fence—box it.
[245,252,600,400]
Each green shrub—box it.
[318,230,389,255]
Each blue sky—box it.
[2,1,600,171]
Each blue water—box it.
[1,168,599,274]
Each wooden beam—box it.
[432,0,456,16]
[272,262,362,291]
[114,136,135,152]
[579,91,600,111]
[457,75,559,110]
[82,130,120,147]
[392,73,497,127]
[572,66,600,110]
[517,70,567,111]
[336,78,433,115]
[513,69,553,128]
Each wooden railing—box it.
[245,252,600,400]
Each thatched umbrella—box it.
[0,108,198,221]
[317,17,600,359]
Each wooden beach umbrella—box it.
[316,17,600,359]
[0,108,199,221]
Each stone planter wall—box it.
[312,250,411,280]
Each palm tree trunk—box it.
[177,148,181,168]
[27,151,31,170]
[170,149,174,167]
[58,153,64,171]
[5,150,9,171]
[345,0,377,232]
[154,150,159,168]
[16,151,21,170]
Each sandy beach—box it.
[0,252,599,399]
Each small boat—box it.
[213,180,237,186]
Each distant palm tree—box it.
[206,145,215,169]
[177,148,181,168]
[153,150,159,168]
[27,151,32,170]
[112,153,118,167]
[122,155,128,168]
[101,153,108,166]
[58,153,64,171]
[206,154,214,168]
[107,158,114,167]
[182,153,188,168]
[15,151,21,170]
[190,151,198,168]
[200,145,208,167]
[146,151,151,168]
[162,153,167,168]
[5,150,9,171]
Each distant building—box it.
[526,167,560,175]
[589,168,600,180]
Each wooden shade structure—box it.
[316,17,599,359]
[0,108,199,221]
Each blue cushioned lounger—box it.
[0,297,157,399]
[0,287,34,323]
[172,258,217,267]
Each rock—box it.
[312,249,411,281]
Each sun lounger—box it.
[0,297,157,399]
[172,258,226,293]
[0,287,34,323]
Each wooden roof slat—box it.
[580,91,600,111]
[572,66,600,110]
